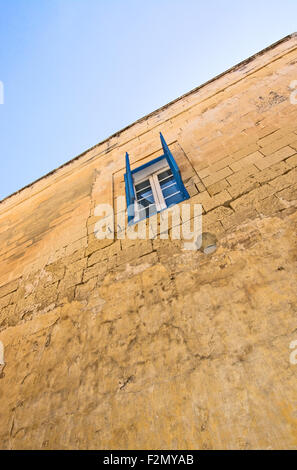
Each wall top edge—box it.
[0,32,296,209]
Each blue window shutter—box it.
[160,132,189,199]
[124,152,135,223]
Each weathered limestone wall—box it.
[0,34,297,449]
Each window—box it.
[125,133,190,224]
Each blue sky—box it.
[0,0,296,201]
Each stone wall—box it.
[0,33,297,449]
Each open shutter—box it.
[159,132,189,199]
[124,152,136,223]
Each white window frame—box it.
[133,165,179,222]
